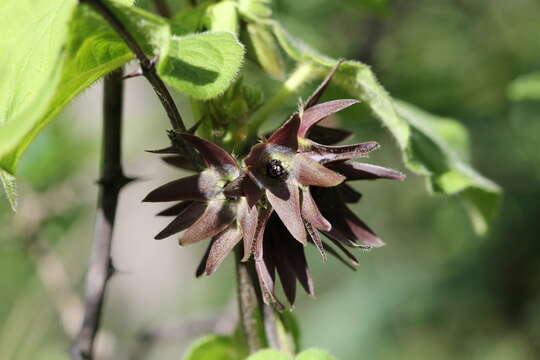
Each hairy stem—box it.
[71,71,128,360]
[235,248,265,353]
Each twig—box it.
[235,248,265,353]
[71,70,129,360]
[152,0,171,18]
[80,0,184,131]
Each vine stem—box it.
[71,70,129,360]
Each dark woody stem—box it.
[71,70,129,360]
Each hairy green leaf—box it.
[248,24,285,79]
[238,0,273,23]
[205,0,239,34]
[296,349,336,360]
[0,0,78,175]
[0,170,17,212]
[247,349,290,360]
[158,32,245,99]
[183,335,248,360]
[272,22,501,234]
[395,101,500,235]
[508,71,540,101]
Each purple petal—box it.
[155,202,206,239]
[338,184,362,204]
[328,161,406,181]
[322,240,358,271]
[143,172,218,202]
[266,182,307,244]
[308,125,352,145]
[268,114,300,149]
[295,154,345,187]
[204,227,242,275]
[301,187,331,231]
[179,133,238,172]
[298,100,359,138]
[250,206,273,261]
[307,140,380,163]
[255,259,283,309]
[304,61,342,109]
[266,225,297,305]
[305,222,327,262]
[243,172,264,208]
[161,155,197,171]
[196,241,213,277]
[180,201,235,245]
[157,201,193,216]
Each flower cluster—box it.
[144,65,404,308]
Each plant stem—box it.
[71,70,128,360]
[245,63,315,143]
[81,0,184,132]
[235,248,265,354]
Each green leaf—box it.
[276,311,301,355]
[247,24,285,80]
[238,0,273,23]
[247,349,290,360]
[158,32,245,100]
[296,349,336,360]
[0,0,78,174]
[0,170,17,212]
[395,101,501,235]
[272,22,501,234]
[205,0,239,34]
[508,71,540,101]
[183,335,248,360]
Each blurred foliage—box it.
[1,0,540,359]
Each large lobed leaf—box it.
[272,22,501,234]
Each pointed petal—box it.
[343,206,385,248]
[266,182,307,244]
[146,146,178,154]
[322,240,358,271]
[179,133,238,172]
[250,206,273,261]
[338,184,362,204]
[204,227,242,275]
[143,172,218,202]
[268,114,300,149]
[301,187,331,231]
[307,140,380,163]
[157,201,193,216]
[180,201,235,245]
[154,202,206,239]
[239,202,261,261]
[295,154,345,187]
[328,161,406,181]
[243,173,263,208]
[287,240,315,297]
[196,240,213,277]
[304,61,342,109]
[161,155,197,171]
[255,259,283,310]
[298,100,359,138]
[308,125,352,145]
[305,222,327,262]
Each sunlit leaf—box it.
[205,0,239,34]
[247,23,286,79]
[0,0,78,175]
[158,32,245,99]
[183,335,248,360]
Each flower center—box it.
[266,159,287,179]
